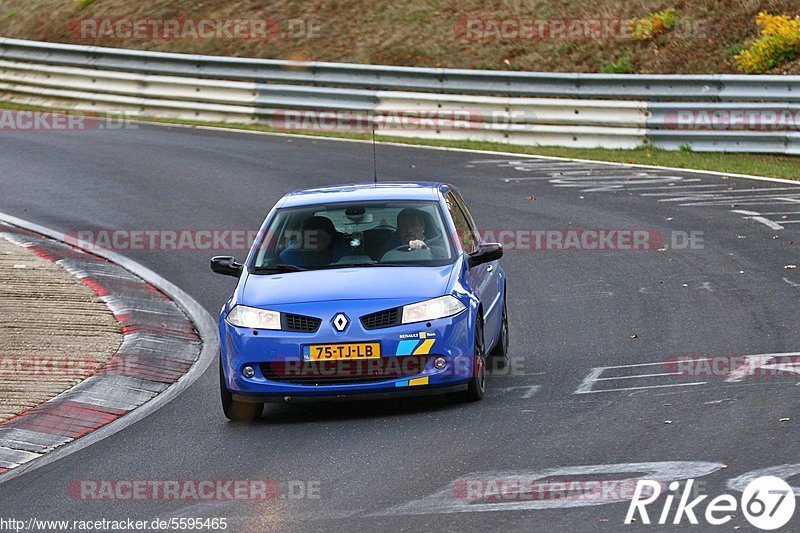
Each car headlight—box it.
[226,305,281,330]
[402,295,466,324]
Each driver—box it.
[378,208,431,258]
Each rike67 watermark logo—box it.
[626,476,796,530]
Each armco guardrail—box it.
[0,37,799,154]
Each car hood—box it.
[239,264,456,306]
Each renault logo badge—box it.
[332,313,349,332]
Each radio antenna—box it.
[372,121,378,184]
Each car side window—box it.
[446,191,478,254]
[451,191,480,238]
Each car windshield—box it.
[250,201,455,271]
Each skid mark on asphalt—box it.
[784,277,800,288]
[547,280,614,302]
[496,385,542,399]
[549,292,614,302]
[486,368,545,406]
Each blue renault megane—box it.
[211,182,507,421]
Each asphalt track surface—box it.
[1,124,799,532]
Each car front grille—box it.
[260,355,429,386]
[282,313,322,333]
[360,307,401,330]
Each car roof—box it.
[278,182,450,208]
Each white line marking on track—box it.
[625,182,722,191]
[550,175,643,182]
[725,352,800,382]
[627,388,707,398]
[728,465,800,496]
[594,372,683,381]
[578,382,707,394]
[677,196,800,207]
[731,210,785,230]
[639,188,734,197]
[661,192,800,204]
[501,176,562,182]
[375,462,727,515]
[574,359,712,394]
[647,187,800,197]
[574,367,604,394]
[703,398,735,405]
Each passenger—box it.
[280,216,346,267]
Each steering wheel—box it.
[391,244,422,252]
[426,234,444,246]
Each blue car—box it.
[211,182,507,421]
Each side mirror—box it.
[210,256,243,278]
[467,243,503,268]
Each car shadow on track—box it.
[252,394,471,425]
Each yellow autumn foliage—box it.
[735,12,800,73]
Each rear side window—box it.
[446,191,478,254]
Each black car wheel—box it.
[488,294,509,369]
[463,314,486,402]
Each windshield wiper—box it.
[322,262,416,269]
[251,264,309,273]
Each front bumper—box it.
[220,299,476,399]
[232,383,468,403]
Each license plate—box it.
[307,342,381,361]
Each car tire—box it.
[488,294,509,370]
[219,358,263,422]
[463,314,486,402]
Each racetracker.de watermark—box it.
[65,229,260,252]
[64,229,703,252]
[453,478,658,502]
[0,354,187,379]
[664,109,800,131]
[0,111,137,131]
[0,354,105,378]
[67,479,320,501]
[478,229,662,251]
[665,354,800,379]
[68,18,321,40]
[454,18,708,40]
[268,109,486,132]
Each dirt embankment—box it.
[0,0,799,74]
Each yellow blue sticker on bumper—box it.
[396,337,435,356]
[395,376,429,388]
